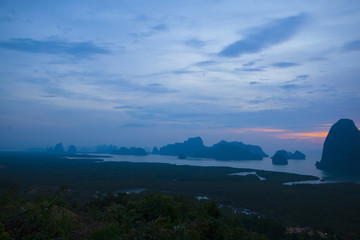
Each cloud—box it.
[106,79,176,94]
[342,40,360,52]
[184,38,206,48]
[123,122,156,128]
[237,67,263,72]
[172,69,198,75]
[296,74,309,80]
[40,95,57,98]
[0,38,110,58]
[271,62,300,68]
[144,83,177,93]
[281,84,300,89]
[113,106,136,110]
[249,81,261,85]
[242,61,254,66]
[194,60,217,67]
[130,23,169,40]
[230,128,287,133]
[151,24,168,32]
[309,57,327,61]
[218,13,308,57]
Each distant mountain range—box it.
[32,136,313,162]
[154,137,268,160]
[316,119,360,172]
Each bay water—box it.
[97,152,360,184]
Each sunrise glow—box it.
[277,132,328,140]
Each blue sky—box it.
[0,0,359,153]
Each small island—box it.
[274,150,306,160]
[271,153,288,165]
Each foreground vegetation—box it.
[0,187,335,240]
[1,152,360,239]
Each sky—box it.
[0,0,359,154]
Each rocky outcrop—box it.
[316,119,360,172]
[271,153,288,165]
[67,145,77,154]
[275,150,305,160]
[112,147,147,156]
[158,137,268,160]
[95,144,117,153]
[211,141,267,160]
[152,147,160,154]
[131,148,148,156]
[159,137,205,157]
[291,151,306,159]
[47,143,65,154]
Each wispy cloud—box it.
[113,105,135,110]
[151,24,168,32]
[309,57,327,61]
[218,13,308,57]
[144,83,177,93]
[249,81,261,85]
[243,60,258,67]
[342,40,360,52]
[230,128,287,133]
[237,67,264,72]
[0,38,110,58]
[296,75,309,80]
[271,62,300,68]
[194,60,217,67]
[130,23,170,40]
[280,84,301,90]
[172,69,198,75]
[184,38,207,48]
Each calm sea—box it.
[98,153,360,184]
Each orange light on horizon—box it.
[229,127,329,141]
[277,131,328,139]
[228,127,331,142]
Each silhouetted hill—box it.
[131,147,148,156]
[275,150,305,160]
[291,151,306,159]
[47,143,65,154]
[272,153,288,165]
[112,147,147,156]
[211,140,268,160]
[152,147,159,154]
[159,137,205,156]
[95,144,117,153]
[158,137,267,160]
[316,119,360,172]
[67,145,77,154]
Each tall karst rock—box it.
[316,119,360,172]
